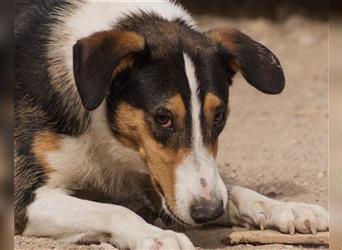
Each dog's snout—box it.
[190,198,224,223]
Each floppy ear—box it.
[73,30,145,110]
[208,28,285,94]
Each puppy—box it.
[15,0,328,249]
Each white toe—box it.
[264,202,328,234]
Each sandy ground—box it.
[14,15,329,250]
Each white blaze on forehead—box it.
[183,53,203,153]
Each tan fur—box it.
[114,102,189,211]
[207,140,218,158]
[165,94,186,128]
[203,93,222,123]
[112,55,135,78]
[79,30,145,57]
[208,29,237,52]
[203,93,222,158]
[207,29,241,72]
[32,131,62,173]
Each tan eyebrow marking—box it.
[203,93,222,158]
[203,92,222,123]
[165,94,186,128]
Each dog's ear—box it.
[208,28,285,94]
[73,31,145,110]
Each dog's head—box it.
[72,19,284,225]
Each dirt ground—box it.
[14,15,329,250]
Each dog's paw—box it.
[254,201,328,234]
[138,230,194,250]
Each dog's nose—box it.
[190,198,224,224]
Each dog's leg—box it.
[23,187,194,249]
[221,185,328,234]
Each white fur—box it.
[171,53,227,224]
[24,187,194,249]
[184,53,202,153]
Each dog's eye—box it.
[214,112,225,126]
[155,114,172,128]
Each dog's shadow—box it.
[251,180,308,200]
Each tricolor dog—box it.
[15,0,328,249]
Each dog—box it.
[15,0,328,249]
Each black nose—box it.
[190,198,224,224]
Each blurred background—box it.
[180,0,328,20]
[330,1,342,249]
[0,0,13,249]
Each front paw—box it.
[138,229,194,250]
[254,201,328,234]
